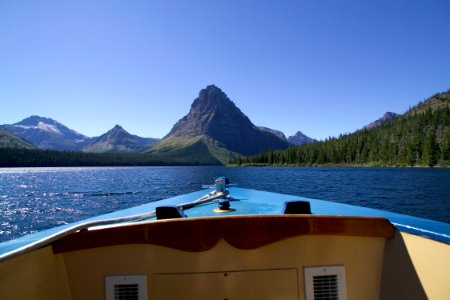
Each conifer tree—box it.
[422,131,439,166]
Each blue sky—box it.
[1,0,449,140]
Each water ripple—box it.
[0,166,449,242]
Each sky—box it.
[1,0,449,140]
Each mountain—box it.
[406,91,450,116]
[258,126,287,141]
[235,89,450,167]
[0,126,35,149]
[258,127,316,145]
[3,116,92,151]
[363,112,399,130]
[82,125,159,153]
[3,116,159,153]
[146,85,290,164]
[288,131,316,145]
[145,135,233,165]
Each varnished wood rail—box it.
[52,215,395,253]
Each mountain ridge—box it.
[363,112,399,130]
[146,85,290,163]
[257,127,288,141]
[82,125,158,153]
[3,116,159,153]
[0,126,35,149]
[234,89,450,167]
[3,116,92,151]
[288,131,316,145]
[406,90,450,116]
[4,88,448,167]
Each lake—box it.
[0,166,449,242]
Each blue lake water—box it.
[0,166,449,242]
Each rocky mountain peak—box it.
[198,84,226,102]
[363,111,399,130]
[189,85,246,121]
[159,85,290,156]
[166,85,252,139]
[110,124,127,133]
[97,125,129,139]
[15,115,59,127]
[83,125,158,153]
[381,112,398,120]
[3,115,91,151]
[288,131,316,145]
[100,125,135,141]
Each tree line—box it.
[0,148,206,167]
[231,104,450,167]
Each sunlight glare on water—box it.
[0,166,449,242]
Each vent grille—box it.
[106,275,147,300]
[304,266,346,300]
[313,275,338,299]
[114,284,139,300]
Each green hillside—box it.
[145,135,238,165]
[0,135,238,167]
[0,127,35,149]
[233,90,450,167]
[406,91,450,116]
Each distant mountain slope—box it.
[146,135,235,165]
[258,126,288,141]
[147,85,289,163]
[363,112,399,130]
[406,90,450,116]
[288,131,316,145]
[3,116,92,151]
[83,125,159,153]
[0,126,35,149]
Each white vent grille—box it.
[313,275,338,299]
[304,266,346,300]
[105,275,147,300]
[114,284,139,299]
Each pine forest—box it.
[232,91,450,167]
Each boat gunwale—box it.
[1,186,449,262]
[52,215,395,253]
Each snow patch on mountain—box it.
[37,122,62,135]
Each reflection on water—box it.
[0,166,449,242]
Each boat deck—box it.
[1,187,448,260]
[0,186,449,299]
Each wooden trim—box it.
[52,215,395,254]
